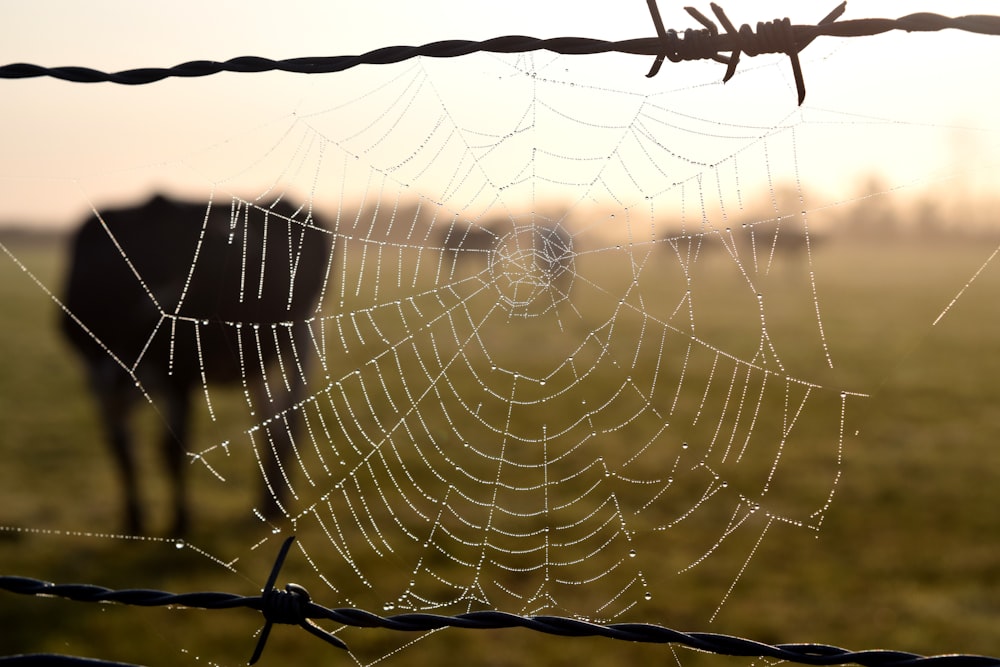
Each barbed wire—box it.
[2,2,1000,103]
[2,536,999,667]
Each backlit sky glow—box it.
[1,1,999,227]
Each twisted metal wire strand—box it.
[1,2,1000,103]
[2,537,999,667]
[4,574,1000,667]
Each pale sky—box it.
[1,1,999,226]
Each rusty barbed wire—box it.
[2,536,999,667]
[1,2,1000,103]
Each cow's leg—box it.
[91,364,143,534]
[253,375,290,522]
[255,324,311,522]
[162,386,193,537]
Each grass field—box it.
[1,227,1000,667]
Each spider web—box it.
[1,48,894,665]
[177,52,854,629]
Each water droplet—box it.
[644,592,652,601]
[174,540,185,550]
[681,442,689,449]
[383,602,395,612]
[628,549,636,558]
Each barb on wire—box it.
[2,3,1000,103]
[647,2,848,104]
[248,536,346,665]
[2,535,1000,667]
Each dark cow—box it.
[530,223,574,296]
[437,220,574,297]
[61,194,332,535]
[736,225,822,266]
[669,224,823,270]
[437,222,499,262]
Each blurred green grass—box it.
[1,229,1000,666]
